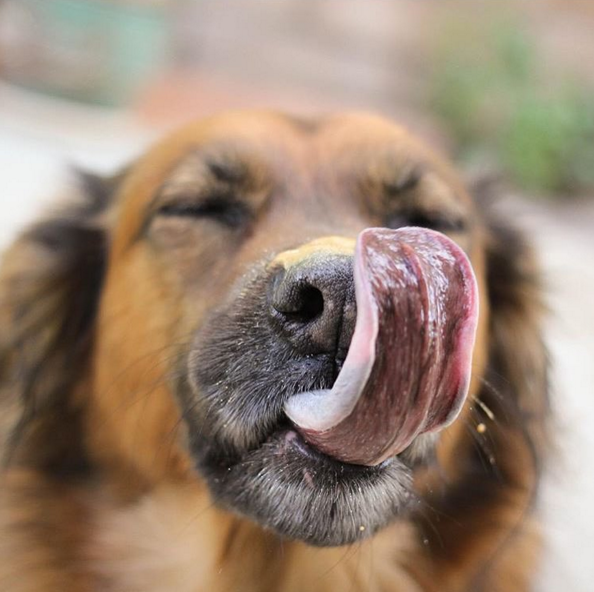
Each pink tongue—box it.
[284,227,478,466]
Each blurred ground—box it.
[1,0,593,587]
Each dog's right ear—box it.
[0,171,121,471]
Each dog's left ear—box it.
[476,179,550,456]
[0,171,120,471]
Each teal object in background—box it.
[0,0,171,107]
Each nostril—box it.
[268,257,354,356]
[283,285,324,324]
[273,278,325,323]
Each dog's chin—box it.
[190,415,432,547]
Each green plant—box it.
[429,18,594,195]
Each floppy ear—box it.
[479,191,550,471]
[444,178,550,497]
[0,172,119,472]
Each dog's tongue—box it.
[284,227,478,466]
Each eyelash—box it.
[158,199,250,229]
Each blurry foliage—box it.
[430,18,594,196]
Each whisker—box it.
[314,543,360,582]
[470,393,496,422]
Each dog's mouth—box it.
[186,227,478,546]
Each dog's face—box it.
[84,112,489,546]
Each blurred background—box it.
[0,0,593,587]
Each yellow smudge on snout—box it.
[270,236,356,269]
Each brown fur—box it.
[0,112,549,591]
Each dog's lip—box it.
[266,425,394,473]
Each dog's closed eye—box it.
[385,209,467,233]
[157,197,251,229]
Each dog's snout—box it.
[269,255,356,357]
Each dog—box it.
[0,112,549,591]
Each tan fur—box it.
[86,483,424,592]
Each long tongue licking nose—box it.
[284,227,479,467]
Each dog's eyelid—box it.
[383,167,423,196]
[206,158,248,185]
[154,195,251,229]
[386,207,468,233]
[408,210,468,232]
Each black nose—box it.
[269,255,356,359]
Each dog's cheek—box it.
[87,247,195,489]
[185,292,286,454]
[149,222,232,288]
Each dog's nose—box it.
[269,237,356,357]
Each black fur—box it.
[0,171,114,470]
